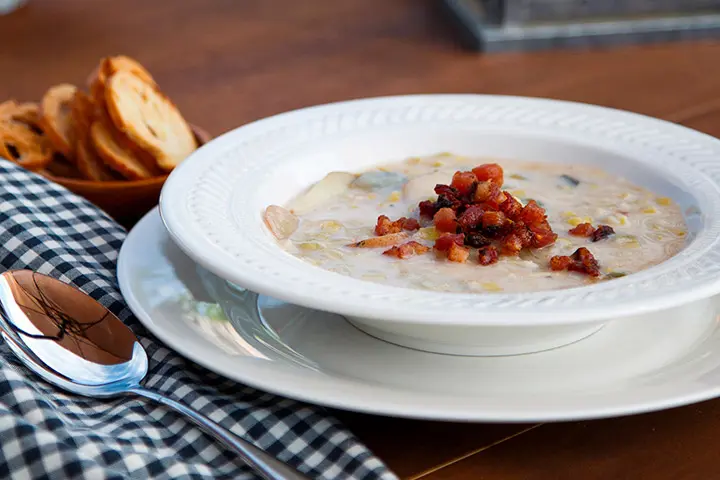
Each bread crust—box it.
[39,84,77,157]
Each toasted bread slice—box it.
[39,84,77,157]
[105,71,196,171]
[88,56,155,111]
[0,121,54,171]
[76,134,116,181]
[90,120,158,180]
[0,101,42,129]
[69,90,96,161]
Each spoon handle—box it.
[128,387,311,480]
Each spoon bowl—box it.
[0,270,308,480]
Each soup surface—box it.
[264,153,687,293]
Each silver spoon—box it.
[0,270,310,480]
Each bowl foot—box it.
[346,317,605,357]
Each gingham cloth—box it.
[0,160,397,480]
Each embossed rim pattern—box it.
[160,95,720,326]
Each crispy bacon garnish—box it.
[369,162,561,267]
[592,224,615,242]
[374,215,420,236]
[348,232,408,248]
[383,241,430,259]
[549,247,600,277]
[447,242,470,263]
[434,233,465,251]
[450,171,478,196]
[433,207,458,233]
[478,245,499,265]
[472,163,504,185]
[568,223,615,242]
[569,223,594,237]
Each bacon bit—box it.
[519,200,546,224]
[383,241,430,259]
[450,171,478,195]
[549,255,572,271]
[501,233,524,256]
[473,181,498,203]
[472,163,504,185]
[528,220,557,248]
[418,200,437,218]
[465,232,491,248]
[374,215,421,236]
[478,245,499,265]
[447,243,470,263]
[481,211,507,229]
[569,222,595,237]
[458,205,485,230]
[348,232,408,248]
[592,224,615,242]
[499,193,523,220]
[434,233,465,251]
[549,247,600,277]
[433,207,458,233]
[511,222,533,248]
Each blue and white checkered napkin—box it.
[0,160,397,480]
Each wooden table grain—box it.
[2,1,719,478]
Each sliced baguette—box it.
[105,70,196,172]
[90,120,159,180]
[39,84,77,157]
[88,56,155,111]
[76,136,116,181]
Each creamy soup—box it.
[263,153,688,293]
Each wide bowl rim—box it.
[159,94,720,326]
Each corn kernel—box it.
[432,161,444,167]
[509,173,527,180]
[655,234,665,241]
[582,216,593,223]
[568,217,584,227]
[656,197,672,206]
[510,189,526,198]
[418,227,440,241]
[642,207,657,214]
[387,191,401,202]
[673,229,687,237]
[367,193,377,200]
[377,167,389,172]
[619,215,627,226]
[437,152,452,157]
[481,282,503,292]
[618,193,630,199]
[561,211,576,218]
[321,220,342,232]
[299,242,322,251]
[406,157,421,165]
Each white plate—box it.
[118,209,720,422]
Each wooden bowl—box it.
[41,125,211,229]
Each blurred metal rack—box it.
[442,0,720,52]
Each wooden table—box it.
[2,1,720,478]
